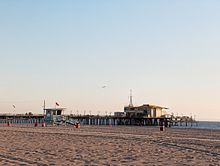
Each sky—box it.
[0,0,220,121]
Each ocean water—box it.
[173,121,220,130]
[196,121,220,129]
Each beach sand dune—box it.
[0,126,219,165]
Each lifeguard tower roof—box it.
[44,108,66,116]
[44,108,66,111]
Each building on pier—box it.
[124,104,168,118]
[123,90,168,118]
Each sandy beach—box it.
[0,126,219,166]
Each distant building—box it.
[114,112,126,117]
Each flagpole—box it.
[12,105,15,123]
[43,100,46,115]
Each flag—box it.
[55,102,59,106]
[12,105,15,108]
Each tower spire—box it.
[129,89,133,107]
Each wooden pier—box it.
[0,114,44,127]
[65,115,171,127]
[66,115,197,127]
[169,115,198,127]
[0,114,197,128]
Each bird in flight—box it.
[102,86,107,88]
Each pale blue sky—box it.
[0,1,220,120]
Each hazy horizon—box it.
[0,1,220,121]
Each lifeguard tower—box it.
[44,108,66,124]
